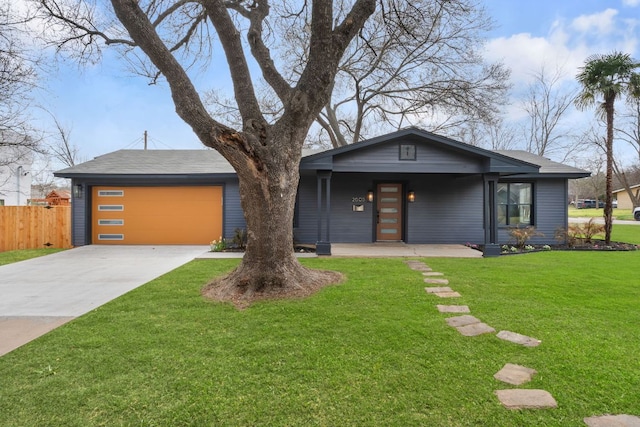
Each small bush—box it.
[232,228,248,250]
[210,237,227,252]
[556,219,605,246]
[508,226,544,249]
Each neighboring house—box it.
[54,128,589,256]
[0,143,33,206]
[613,184,640,210]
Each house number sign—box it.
[352,196,366,203]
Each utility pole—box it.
[144,130,148,150]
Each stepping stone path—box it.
[424,278,449,285]
[457,322,496,337]
[495,389,558,409]
[406,259,563,415]
[583,415,640,427]
[424,286,461,298]
[409,259,637,421]
[436,305,470,313]
[497,330,541,347]
[494,363,537,386]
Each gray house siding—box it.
[332,141,485,173]
[222,178,246,239]
[295,175,320,244]
[406,175,485,244]
[295,173,486,245]
[71,180,88,246]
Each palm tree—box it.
[575,52,640,244]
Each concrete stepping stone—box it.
[435,291,461,298]
[497,330,541,347]
[413,266,433,272]
[424,278,449,285]
[422,272,444,276]
[457,322,495,336]
[437,305,470,313]
[446,315,480,327]
[495,389,557,409]
[405,261,432,272]
[494,363,537,385]
[584,414,640,427]
[425,286,452,293]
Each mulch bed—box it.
[469,240,639,255]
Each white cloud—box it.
[485,7,639,88]
[623,0,640,7]
[571,9,618,34]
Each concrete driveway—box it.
[0,245,209,356]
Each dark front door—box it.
[376,183,403,241]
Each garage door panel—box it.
[92,186,222,244]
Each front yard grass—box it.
[0,248,64,266]
[569,207,634,220]
[1,251,639,426]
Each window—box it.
[497,183,532,226]
[98,205,124,211]
[98,190,124,197]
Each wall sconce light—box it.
[366,190,374,203]
[407,190,416,203]
[73,183,84,199]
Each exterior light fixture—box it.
[408,190,416,203]
[73,183,84,199]
[366,190,374,203]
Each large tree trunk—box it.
[202,129,342,306]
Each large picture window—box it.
[497,183,532,226]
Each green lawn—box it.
[1,249,639,426]
[0,248,65,266]
[569,207,635,220]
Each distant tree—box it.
[575,52,640,243]
[204,1,510,150]
[522,66,577,161]
[0,1,39,156]
[453,114,517,150]
[284,0,510,147]
[45,113,81,167]
[34,0,376,302]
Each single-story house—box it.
[55,128,589,256]
[613,184,640,210]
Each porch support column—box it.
[316,170,332,255]
[483,174,501,257]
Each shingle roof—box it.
[494,150,589,176]
[55,149,235,175]
[55,145,588,178]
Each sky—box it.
[23,0,640,170]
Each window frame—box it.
[497,182,534,227]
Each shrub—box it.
[556,219,605,247]
[508,226,544,249]
[232,228,248,250]
[210,237,227,252]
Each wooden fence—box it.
[0,206,72,251]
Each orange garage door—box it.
[92,186,223,244]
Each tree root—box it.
[202,264,344,309]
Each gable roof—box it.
[301,127,588,177]
[55,128,589,179]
